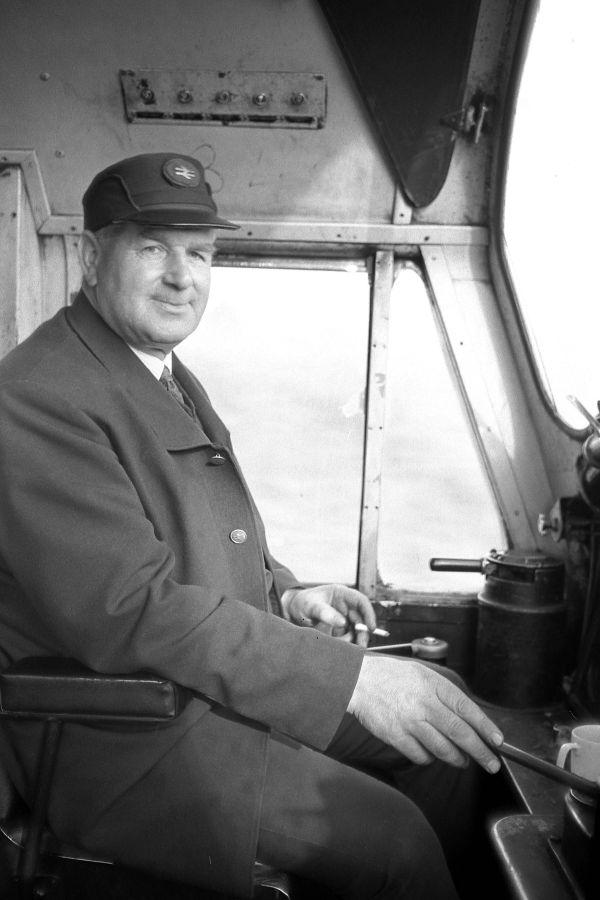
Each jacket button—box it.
[208,452,227,466]
[229,529,247,544]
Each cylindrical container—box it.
[474,551,566,707]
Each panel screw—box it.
[290,92,306,106]
[252,93,269,107]
[177,89,193,104]
[140,87,155,104]
[215,90,232,104]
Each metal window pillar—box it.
[420,243,551,550]
[357,250,394,598]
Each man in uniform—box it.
[0,153,503,899]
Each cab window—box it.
[179,264,368,583]
[378,267,504,592]
[503,1,600,428]
[179,260,504,591]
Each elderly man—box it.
[0,153,502,899]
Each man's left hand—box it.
[280,584,376,646]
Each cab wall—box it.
[2,0,393,226]
[0,0,511,228]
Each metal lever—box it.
[429,558,485,573]
[367,642,413,653]
[367,636,448,661]
[568,394,600,466]
[498,741,600,799]
[567,395,600,435]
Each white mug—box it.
[557,723,600,802]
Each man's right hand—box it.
[347,655,503,772]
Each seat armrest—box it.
[0,657,189,722]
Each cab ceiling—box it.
[0,0,512,228]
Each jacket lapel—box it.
[66,292,214,451]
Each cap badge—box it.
[162,158,201,188]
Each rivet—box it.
[177,89,193,104]
[252,93,269,107]
[215,90,232,104]
[140,87,155,104]
[39,72,51,82]
[290,92,306,106]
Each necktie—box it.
[160,366,195,418]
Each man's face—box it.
[82,223,216,356]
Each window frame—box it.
[211,248,505,600]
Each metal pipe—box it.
[18,717,63,897]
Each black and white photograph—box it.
[0,2,598,898]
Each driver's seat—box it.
[0,657,291,900]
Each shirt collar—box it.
[128,346,173,380]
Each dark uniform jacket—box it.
[0,292,363,896]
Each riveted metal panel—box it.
[0,0,515,229]
[0,0,394,225]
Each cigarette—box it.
[354,623,390,637]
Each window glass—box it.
[178,265,369,583]
[378,267,505,592]
[503,2,600,428]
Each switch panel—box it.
[119,69,327,129]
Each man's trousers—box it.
[257,673,488,899]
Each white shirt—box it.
[128,346,173,379]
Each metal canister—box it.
[474,551,566,708]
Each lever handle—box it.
[429,557,484,573]
[498,741,600,798]
[568,394,600,436]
